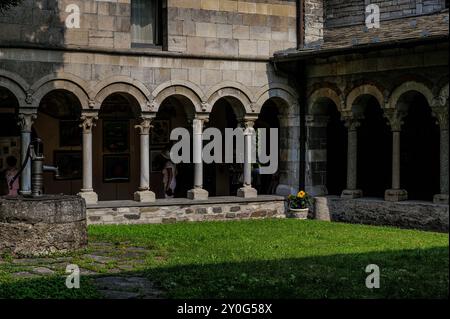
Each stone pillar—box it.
[276,113,301,196]
[134,115,156,202]
[17,111,37,196]
[341,115,363,199]
[432,106,449,204]
[187,116,209,200]
[305,115,329,197]
[78,113,98,205]
[384,109,408,202]
[237,119,258,198]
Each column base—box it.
[237,186,258,198]
[134,190,156,203]
[385,189,408,202]
[187,188,209,200]
[433,194,449,204]
[78,191,98,205]
[341,189,363,199]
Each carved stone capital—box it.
[17,113,37,132]
[80,114,98,133]
[306,115,330,128]
[341,115,361,131]
[432,106,449,130]
[135,117,153,135]
[384,109,407,132]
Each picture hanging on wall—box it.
[103,120,130,153]
[103,155,130,183]
[151,120,170,145]
[54,151,82,180]
[59,120,82,147]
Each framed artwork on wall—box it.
[151,119,170,145]
[59,120,82,147]
[103,155,130,183]
[103,120,129,153]
[54,151,82,180]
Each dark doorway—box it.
[357,97,391,198]
[401,93,440,201]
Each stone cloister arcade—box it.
[306,80,449,204]
[0,71,300,205]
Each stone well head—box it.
[0,195,87,257]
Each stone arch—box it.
[206,85,253,117]
[0,70,29,106]
[32,77,90,109]
[388,81,434,109]
[254,84,299,115]
[308,87,342,115]
[94,83,150,112]
[345,84,385,111]
[435,82,449,107]
[91,76,151,111]
[151,81,203,114]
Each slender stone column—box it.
[134,115,156,202]
[305,115,329,197]
[341,115,363,199]
[384,109,408,202]
[78,113,98,205]
[237,119,258,198]
[17,112,37,196]
[432,106,449,204]
[188,116,209,200]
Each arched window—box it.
[131,0,163,47]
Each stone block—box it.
[134,191,156,203]
[237,187,258,198]
[187,188,209,200]
[385,189,408,202]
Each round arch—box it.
[206,87,252,117]
[151,83,203,115]
[94,83,150,112]
[308,87,343,115]
[388,81,434,109]
[0,70,29,106]
[346,84,385,111]
[32,79,90,109]
[255,85,299,115]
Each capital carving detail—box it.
[17,113,37,132]
[432,106,449,130]
[25,90,34,105]
[80,115,98,133]
[384,109,407,132]
[135,117,153,135]
[342,116,361,131]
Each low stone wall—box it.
[87,196,287,225]
[313,196,449,232]
[0,195,88,256]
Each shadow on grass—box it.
[0,246,447,299]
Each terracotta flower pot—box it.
[289,207,309,220]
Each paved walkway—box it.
[3,242,164,299]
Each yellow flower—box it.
[297,191,306,198]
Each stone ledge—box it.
[87,195,285,209]
[313,196,449,232]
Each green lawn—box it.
[1,219,448,299]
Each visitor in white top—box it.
[161,150,177,199]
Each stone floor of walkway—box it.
[2,242,164,299]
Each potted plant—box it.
[287,191,311,220]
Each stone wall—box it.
[0,0,297,57]
[304,0,324,46]
[87,197,287,225]
[325,0,448,28]
[313,196,449,232]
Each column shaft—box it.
[134,116,155,203]
[188,117,209,200]
[341,116,362,199]
[17,113,36,196]
[237,119,257,198]
[391,131,401,190]
[440,128,449,195]
[78,114,98,205]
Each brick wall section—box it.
[87,200,287,225]
[0,0,297,57]
[322,12,449,49]
[304,0,324,45]
[167,0,297,56]
[325,0,448,28]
